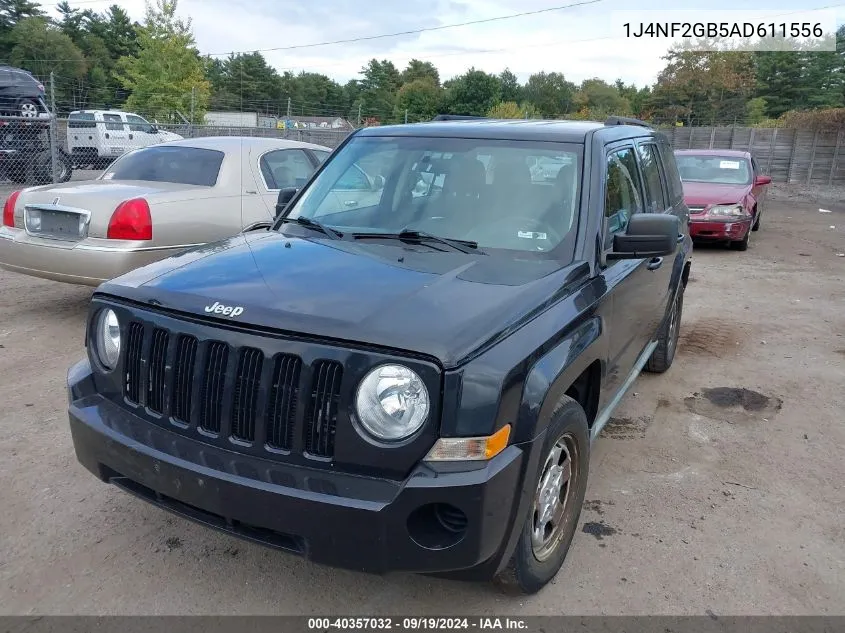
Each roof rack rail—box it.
[604,115,652,129]
[431,114,489,121]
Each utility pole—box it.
[404,109,408,124]
[357,102,362,127]
[189,86,195,136]
[286,97,291,118]
[49,71,58,183]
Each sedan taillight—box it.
[3,190,21,227]
[107,198,152,240]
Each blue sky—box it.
[54,0,842,89]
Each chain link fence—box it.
[2,113,844,188]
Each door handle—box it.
[245,189,257,194]
[647,257,664,270]
[344,200,358,207]
[677,233,685,243]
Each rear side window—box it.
[103,146,224,186]
[68,113,96,129]
[657,142,685,204]
[637,143,667,212]
[102,113,124,131]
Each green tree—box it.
[211,52,283,113]
[401,59,440,87]
[487,101,526,118]
[441,68,501,117]
[293,72,345,116]
[359,59,401,122]
[523,71,575,117]
[8,17,86,109]
[574,78,630,115]
[498,68,522,103]
[615,80,652,118]
[116,0,210,122]
[0,0,44,57]
[745,96,767,124]
[394,78,441,122]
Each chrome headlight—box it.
[708,204,746,218]
[96,308,121,370]
[355,364,430,442]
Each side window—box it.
[657,142,685,204]
[312,150,331,164]
[102,113,125,132]
[604,147,643,239]
[751,156,760,175]
[260,149,314,190]
[637,143,667,212]
[336,165,371,190]
[126,114,153,134]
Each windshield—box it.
[675,154,752,185]
[282,135,582,259]
[101,145,224,186]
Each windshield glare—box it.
[284,136,582,258]
[676,154,751,185]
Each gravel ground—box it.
[0,195,843,615]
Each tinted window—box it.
[68,112,96,129]
[657,142,685,204]
[126,114,153,133]
[637,143,666,212]
[287,136,582,259]
[103,113,124,131]
[313,150,331,163]
[260,149,314,189]
[605,147,643,236]
[102,146,224,186]
[675,154,752,185]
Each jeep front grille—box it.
[122,322,343,460]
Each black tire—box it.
[729,229,750,251]
[645,284,684,373]
[18,99,40,118]
[751,208,761,231]
[494,396,590,595]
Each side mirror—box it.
[372,174,385,190]
[607,213,680,260]
[275,187,298,216]
[754,175,772,186]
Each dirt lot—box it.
[0,192,843,615]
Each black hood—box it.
[97,231,588,368]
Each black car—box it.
[0,119,72,184]
[0,65,48,117]
[67,115,692,594]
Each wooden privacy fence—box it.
[663,127,845,186]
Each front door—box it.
[598,144,663,409]
[246,147,318,227]
[100,113,130,160]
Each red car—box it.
[674,149,771,251]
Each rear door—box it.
[251,147,318,217]
[750,155,767,209]
[101,113,130,159]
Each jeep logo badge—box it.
[204,301,244,317]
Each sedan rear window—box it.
[102,145,224,186]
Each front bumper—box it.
[0,226,189,285]
[688,218,751,242]
[67,360,529,577]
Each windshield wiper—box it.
[277,216,344,241]
[352,228,483,254]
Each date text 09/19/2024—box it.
[307,618,528,630]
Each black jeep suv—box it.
[67,115,692,594]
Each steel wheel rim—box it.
[20,103,37,117]
[531,433,578,561]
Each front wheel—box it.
[494,396,590,594]
[729,228,750,251]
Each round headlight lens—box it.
[355,364,430,441]
[97,308,121,369]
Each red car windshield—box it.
[676,155,751,186]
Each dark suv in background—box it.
[0,65,49,118]
[67,114,692,594]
